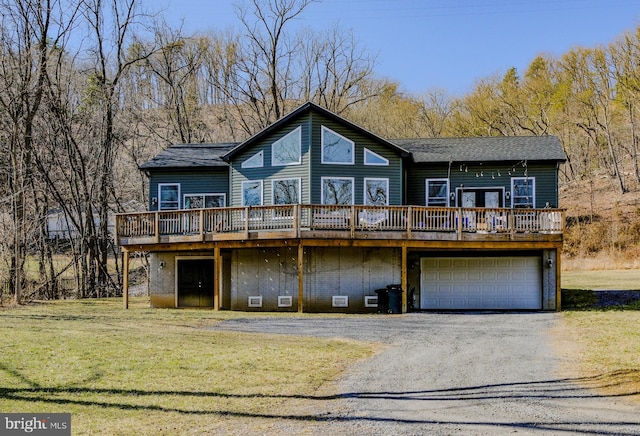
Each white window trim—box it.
[183,193,226,209]
[364,148,389,166]
[321,125,355,165]
[241,150,264,169]
[364,178,389,205]
[425,178,450,207]
[158,183,181,210]
[271,127,301,167]
[321,176,355,205]
[511,177,536,208]
[272,178,302,205]
[241,180,264,206]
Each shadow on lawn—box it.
[1,368,639,435]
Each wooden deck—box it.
[116,204,564,249]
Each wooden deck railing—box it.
[116,205,564,244]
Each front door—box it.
[177,259,214,307]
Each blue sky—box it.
[159,0,640,96]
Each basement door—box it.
[421,256,542,310]
[177,258,214,307]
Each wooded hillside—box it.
[2,0,639,302]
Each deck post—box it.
[401,244,407,313]
[298,243,304,313]
[556,247,562,311]
[214,246,220,311]
[199,209,204,241]
[123,249,130,309]
[154,212,160,243]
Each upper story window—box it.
[364,148,389,166]
[242,180,263,206]
[425,179,449,207]
[364,178,389,205]
[272,178,301,204]
[512,177,535,208]
[242,151,264,169]
[272,127,301,166]
[184,193,226,209]
[321,126,354,165]
[159,183,180,210]
[321,177,354,204]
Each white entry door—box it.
[421,256,542,310]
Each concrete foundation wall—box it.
[149,253,177,308]
[148,247,558,312]
[229,246,401,312]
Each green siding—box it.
[406,162,559,208]
[229,115,312,206]
[308,112,403,205]
[228,111,404,206]
[149,169,229,210]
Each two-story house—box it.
[117,101,565,312]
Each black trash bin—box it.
[375,288,389,313]
[386,284,403,314]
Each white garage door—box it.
[421,256,542,310]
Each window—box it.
[159,183,180,210]
[364,178,389,205]
[242,180,263,206]
[512,177,535,208]
[426,179,449,207]
[321,177,354,204]
[242,151,263,169]
[184,193,226,209]
[364,148,389,166]
[321,126,354,164]
[272,127,301,166]
[272,178,301,204]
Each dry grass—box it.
[559,311,640,404]
[561,269,640,290]
[0,298,375,435]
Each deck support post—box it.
[556,247,562,311]
[123,249,130,309]
[401,244,407,313]
[214,246,221,311]
[298,243,304,313]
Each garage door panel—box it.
[421,256,541,310]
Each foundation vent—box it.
[364,296,378,308]
[278,296,293,307]
[248,296,263,308]
[332,296,349,308]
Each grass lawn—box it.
[0,299,375,435]
[561,269,640,290]
[561,311,640,403]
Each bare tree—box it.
[234,0,315,124]
[0,0,64,303]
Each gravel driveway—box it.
[212,313,640,435]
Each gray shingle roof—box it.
[139,143,237,170]
[393,136,566,163]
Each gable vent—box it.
[248,296,263,308]
[332,296,349,308]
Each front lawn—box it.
[0,299,375,435]
[561,311,640,403]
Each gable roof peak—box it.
[222,101,410,160]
